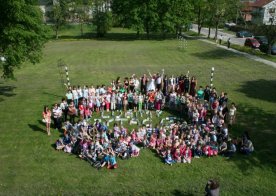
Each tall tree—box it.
[72,0,93,36]
[94,0,112,37]
[112,0,144,36]
[0,0,49,78]
[192,0,207,35]
[211,0,226,39]
[171,0,193,35]
[141,0,159,39]
[205,0,215,38]
[48,0,70,39]
[208,0,240,39]
[112,0,193,38]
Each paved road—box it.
[191,24,246,46]
[201,39,276,68]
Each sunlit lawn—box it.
[0,28,276,195]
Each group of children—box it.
[62,71,201,126]
[43,71,255,169]
[55,113,253,169]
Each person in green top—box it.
[197,86,204,100]
[127,90,133,109]
[119,85,126,93]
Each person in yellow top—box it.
[42,106,52,135]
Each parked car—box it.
[236,31,253,38]
[244,38,260,48]
[225,22,236,28]
[259,43,276,55]
[254,36,268,45]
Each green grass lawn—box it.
[0,30,276,195]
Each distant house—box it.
[38,0,95,23]
[241,0,276,25]
[37,0,55,22]
[259,0,276,24]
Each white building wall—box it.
[263,0,276,25]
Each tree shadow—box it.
[237,79,276,103]
[0,84,16,102]
[55,32,177,41]
[226,103,276,174]
[191,48,239,59]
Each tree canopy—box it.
[112,0,193,38]
[0,0,49,78]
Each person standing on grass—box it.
[65,90,73,105]
[189,76,197,97]
[60,98,68,122]
[42,106,52,135]
[205,179,220,196]
[184,74,190,94]
[228,102,237,126]
[72,86,78,108]
[147,71,156,92]
[52,103,62,130]
[68,101,77,125]
[219,34,223,45]
[227,38,231,48]
[140,73,148,95]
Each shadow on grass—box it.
[0,84,16,102]
[28,123,46,134]
[237,79,276,103]
[43,92,64,99]
[54,32,177,41]
[191,48,238,59]
[171,189,195,196]
[36,119,58,132]
[226,103,276,174]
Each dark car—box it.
[260,43,276,55]
[236,31,253,38]
[244,38,260,48]
[254,36,268,45]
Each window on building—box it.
[269,8,275,14]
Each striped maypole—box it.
[65,66,71,88]
[210,67,215,87]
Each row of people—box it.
[43,77,237,137]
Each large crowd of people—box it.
[42,70,254,169]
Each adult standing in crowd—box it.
[52,103,62,130]
[60,98,68,122]
[68,101,77,125]
[65,90,73,104]
[155,69,164,91]
[184,74,190,93]
[42,106,51,135]
[190,76,197,97]
[140,74,148,94]
[147,71,156,92]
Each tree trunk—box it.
[55,25,59,39]
[197,6,202,35]
[136,29,140,38]
[208,26,211,38]
[80,22,83,36]
[214,21,218,40]
[267,43,272,55]
[146,22,150,39]
[198,25,202,35]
